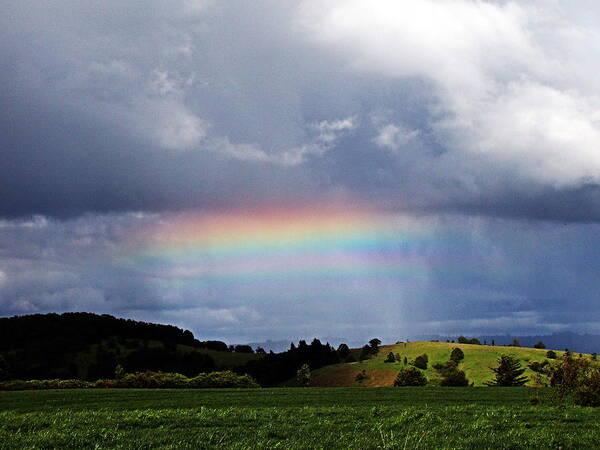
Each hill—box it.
[310,341,581,387]
[0,312,258,380]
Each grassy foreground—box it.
[2,388,600,449]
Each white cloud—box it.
[209,116,357,166]
[374,123,420,151]
[298,0,600,187]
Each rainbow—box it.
[122,206,434,284]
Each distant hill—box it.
[310,341,586,387]
[0,312,257,381]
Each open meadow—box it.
[311,341,572,387]
[2,387,600,449]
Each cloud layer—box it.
[2,1,600,340]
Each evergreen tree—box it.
[486,355,528,386]
[296,364,311,387]
[337,343,350,360]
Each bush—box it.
[528,360,549,373]
[384,352,396,363]
[450,348,464,362]
[440,369,469,387]
[546,350,557,359]
[394,367,427,386]
[0,371,259,391]
[355,370,368,383]
[534,341,546,349]
[412,354,428,370]
[549,353,600,406]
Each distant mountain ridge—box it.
[420,331,600,354]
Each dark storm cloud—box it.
[3,0,600,221]
[3,1,600,341]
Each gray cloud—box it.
[2,0,600,220]
[3,1,600,340]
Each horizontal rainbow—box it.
[121,206,436,283]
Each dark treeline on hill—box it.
[240,339,342,386]
[0,313,256,381]
[0,313,355,386]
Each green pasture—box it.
[316,341,574,386]
[2,388,600,449]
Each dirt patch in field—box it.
[311,366,398,387]
[311,365,360,387]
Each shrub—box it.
[486,355,528,386]
[394,367,427,387]
[355,370,368,383]
[450,348,464,362]
[440,369,469,387]
[528,360,550,373]
[534,341,546,349]
[546,350,557,359]
[384,352,396,363]
[549,353,600,406]
[412,354,428,370]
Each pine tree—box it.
[296,364,311,387]
[485,355,528,386]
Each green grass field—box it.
[2,388,600,448]
[312,341,575,387]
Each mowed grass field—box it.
[312,341,573,387]
[2,388,600,448]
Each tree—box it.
[450,348,464,362]
[546,350,557,359]
[511,338,521,347]
[337,343,350,360]
[492,340,495,346]
[403,356,408,365]
[234,345,254,353]
[296,364,311,387]
[369,338,382,354]
[534,341,545,349]
[359,345,372,361]
[486,355,528,386]
[394,367,427,386]
[0,355,9,381]
[384,352,396,363]
[255,347,266,355]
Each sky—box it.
[2,0,600,343]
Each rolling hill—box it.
[0,313,258,380]
[310,341,580,387]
